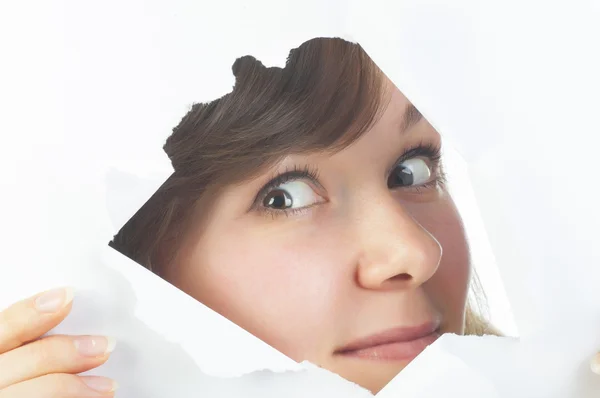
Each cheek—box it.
[179,219,346,361]
[406,199,471,323]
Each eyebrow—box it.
[399,103,423,134]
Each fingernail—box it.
[80,376,118,393]
[73,336,116,357]
[34,287,74,313]
[592,352,600,375]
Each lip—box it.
[334,321,441,361]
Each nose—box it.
[354,196,442,291]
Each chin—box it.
[357,363,410,394]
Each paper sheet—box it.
[1,0,599,397]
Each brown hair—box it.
[110,37,387,274]
[109,37,499,336]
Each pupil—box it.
[389,166,414,187]
[265,190,292,209]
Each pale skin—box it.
[166,87,469,392]
[0,84,599,396]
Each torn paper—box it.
[351,0,600,396]
[1,0,599,397]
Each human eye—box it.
[263,180,323,210]
[387,142,446,191]
[254,165,325,216]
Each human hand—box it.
[593,351,600,375]
[0,288,117,397]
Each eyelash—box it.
[252,165,321,218]
[253,142,445,218]
[392,141,447,193]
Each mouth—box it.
[334,321,441,362]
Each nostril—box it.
[389,273,412,282]
[380,273,412,288]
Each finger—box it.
[0,287,74,354]
[592,352,600,375]
[0,374,117,398]
[0,334,116,389]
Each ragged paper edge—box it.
[98,246,308,378]
[5,0,600,394]
[377,334,502,398]
[76,247,374,397]
[98,30,356,379]
[99,6,518,388]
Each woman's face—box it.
[164,84,471,393]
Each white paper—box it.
[348,0,600,396]
[1,0,599,397]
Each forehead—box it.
[378,84,415,128]
[334,84,420,148]
[230,80,431,191]
[283,86,427,167]
[337,82,424,158]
